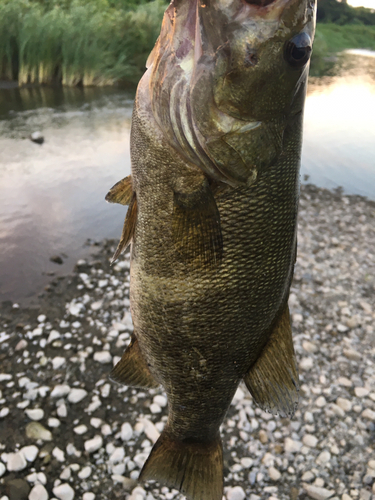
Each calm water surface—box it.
[0,52,374,304]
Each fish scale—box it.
[106,0,316,498]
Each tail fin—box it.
[140,431,223,500]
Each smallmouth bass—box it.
[106,0,316,499]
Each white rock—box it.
[91,301,103,311]
[47,330,60,343]
[48,418,61,428]
[93,351,112,364]
[85,435,103,453]
[354,387,369,398]
[60,467,71,480]
[315,396,327,408]
[316,450,331,465]
[153,395,167,407]
[0,374,12,382]
[300,357,314,370]
[101,424,112,436]
[284,438,302,453]
[302,471,315,482]
[78,466,91,479]
[121,422,133,441]
[25,409,44,421]
[227,486,246,500]
[82,494,95,500]
[52,447,65,462]
[29,484,49,500]
[336,377,352,387]
[141,419,160,444]
[51,385,71,398]
[133,453,148,468]
[132,487,146,499]
[302,341,318,353]
[302,484,335,500]
[109,447,125,464]
[303,434,318,448]
[240,457,253,468]
[150,403,161,414]
[0,462,6,477]
[100,384,111,398]
[268,467,281,481]
[57,404,67,418]
[362,409,375,421]
[7,451,27,471]
[37,472,47,485]
[73,425,88,435]
[52,357,66,370]
[21,445,39,462]
[0,408,9,418]
[336,398,352,412]
[67,389,87,404]
[68,303,84,316]
[111,464,125,475]
[53,483,75,500]
[90,418,102,428]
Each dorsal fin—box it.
[243,304,299,418]
[111,193,137,264]
[106,175,133,206]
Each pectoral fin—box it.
[111,193,137,264]
[172,179,223,267]
[110,335,159,389]
[244,305,299,418]
[105,175,133,206]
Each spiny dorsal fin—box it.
[110,335,159,389]
[105,175,133,206]
[172,178,223,268]
[244,304,299,418]
[111,193,137,264]
[140,431,223,500]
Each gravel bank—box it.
[0,184,374,500]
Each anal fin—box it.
[105,175,133,206]
[140,431,223,500]
[173,178,223,268]
[111,193,137,264]
[110,335,159,389]
[244,305,299,418]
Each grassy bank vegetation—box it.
[0,0,167,86]
[311,23,375,74]
[1,0,375,87]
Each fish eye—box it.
[284,33,312,68]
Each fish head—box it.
[145,0,316,187]
[202,0,316,121]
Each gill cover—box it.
[146,0,316,188]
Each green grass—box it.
[311,23,375,76]
[0,0,166,86]
[314,23,375,55]
[1,1,375,88]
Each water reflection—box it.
[0,87,134,303]
[0,51,374,304]
[301,50,375,197]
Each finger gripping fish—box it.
[107,0,316,498]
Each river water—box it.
[0,51,374,305]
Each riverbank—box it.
[0,184,374,500]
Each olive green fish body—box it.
[107,1,316,498]
[130,85,302,441]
